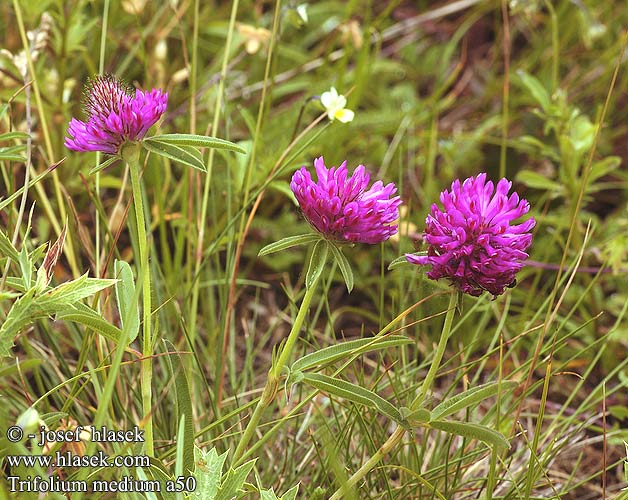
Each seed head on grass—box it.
[407,173,535,296]
[65,74,168,155]
[290,156,402,244]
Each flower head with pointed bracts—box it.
[290,157,401,244]
[406,173,535,297]
[65,74,168,154]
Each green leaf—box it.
[516,70,551,111]
[291,335,412,372]
[516,170,563,193]
[192,447,228,500]
[400,407,431,426]
[114,260,139,343]
[0,153,26,162]
[145,133,246,154]
[430,381,518,421]
[570,114,596,154]
[214,459,256,500]
[388,254,415,270]
[165,340,195,476]
[302,372,403,423]
[305,240,328,289]
[329,243,353,292]
[143,139,206,172]
[89,156,119,175]
[429,420,510,450]
[0,288,36,357]
[258,234,320,257]
[18,245,33,289]
[280,484,300,500]
[0,132,30,141]
[134,467,159,500]
[55,304,122,344]
[37,274,117,311]
[0,229,20,263]
[261,489,279,500]
[589,156,621,184]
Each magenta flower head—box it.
[290,157,402,244]
[406,173,535,297]
[65,74,168,155]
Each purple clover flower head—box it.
[290,157,402,244]
[406,173,535,297]
[65,74,168,154]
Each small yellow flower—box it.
[320,87,354,123]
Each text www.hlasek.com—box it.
[6,451,149,468]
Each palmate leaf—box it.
[302,372,403,424]
[430,380,518,421]
[291,335,412,372]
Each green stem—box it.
[411,289,458,410]
[329,426,406,500]
[329,290,457,499]
[126,145,154,456]
[232,265,323,465]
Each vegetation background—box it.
[0,0,627,498]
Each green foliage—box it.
[1,0,627,498]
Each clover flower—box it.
[65,74,168,154]
[406,173,535,297]
[320,87,354,123]
[290,157,401,244]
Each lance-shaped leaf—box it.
[258,234,320,257]
[0,229,20,263]
[0,288,37,357]
[389,253,419,270]
[214,459,257,500]
[114,260,139,343]
[429,420,510,450]
[430,380,518,421]
[145,133,246,154]
[143,139,206,172]
[37,274,116,311]
[0,131,30,141]
[305,239,328,289]
[329,243,353,292]
[292,335,412,373]
[55,305,122,344]
[303,372,403,423]
[89,156,119,175]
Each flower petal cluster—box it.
[406,173,535,296]
[65,74,168,154]
[320,87,354,123]
[290,157,401,244]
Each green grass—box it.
[1,0,628,498]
